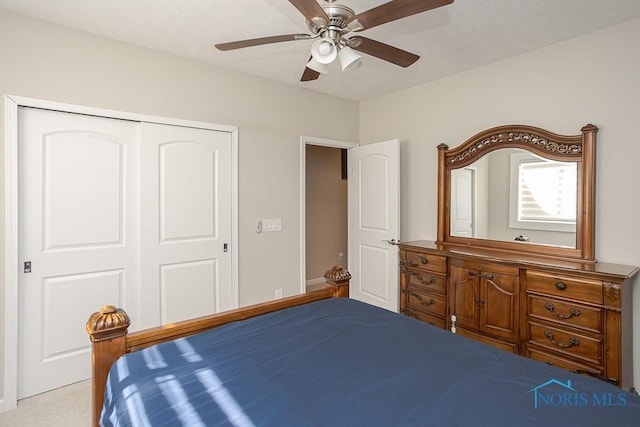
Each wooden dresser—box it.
[399,240,638,389]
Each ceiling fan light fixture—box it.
[338,46,362,72]
[311,38,338,64]
[217,0,453,83]
[306,57,329,74]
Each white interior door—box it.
[348,140,400,312]
[139,123,233,327]
[18,107,140,398]
[18,108,234,399]
[450,168,475,237]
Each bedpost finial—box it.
[86,305,131,342]
[100,305,118,315]
[324,265,351,282]
[324,265,350,298]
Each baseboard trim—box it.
[306,277,326,292]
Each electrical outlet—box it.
[338,252,345,262]
[275,288,283,299]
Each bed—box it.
[87,266,640,426]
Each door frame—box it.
[299,136,357,294]
[2,94,239,412]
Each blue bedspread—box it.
[102,298,640,426]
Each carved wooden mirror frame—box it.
[437,124,597,262]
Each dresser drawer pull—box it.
[544,330,580,348]
[571,370,615,384]
[410,293,436,306]
[555,281,567,290]
[544,303,581,319]
[415,274,436,285]
[420,256,429,265]
[401,261,419,268]
[467,271,493,280]
[544,362,599,379]
[406,311,437,326]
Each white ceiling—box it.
[2,0,640,101]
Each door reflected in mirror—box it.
[449,148,577,248]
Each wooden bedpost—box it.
[324,265,351,298]
[86,305,131,427]
[86,265,349,425]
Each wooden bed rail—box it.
[86,265,350,427]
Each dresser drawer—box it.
[528,322,601,365]
[404,251,447,274]
[407,270,446,293]
[528,295,602,334]
[527,347,603,377]
[526,271,602,304]
[406,310,446,329]
[407,287,446,316]
[455,327,518,354]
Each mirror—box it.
[449,148,577,248]
[437,124,597,262]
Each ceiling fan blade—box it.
[215,34,306,51]
[350,37,419,68]
[351,0,453,30]
[288,0,330,25]
[301,56,320,82]
[301,67,321,82]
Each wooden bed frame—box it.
[85,265,351,427]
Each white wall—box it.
[0,9,358,404]
[360,17,640,387]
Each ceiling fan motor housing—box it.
[307,2,356,36]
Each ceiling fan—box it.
[215,0,454,82]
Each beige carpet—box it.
[0,380,90,426]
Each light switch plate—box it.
[261,219,281,232]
